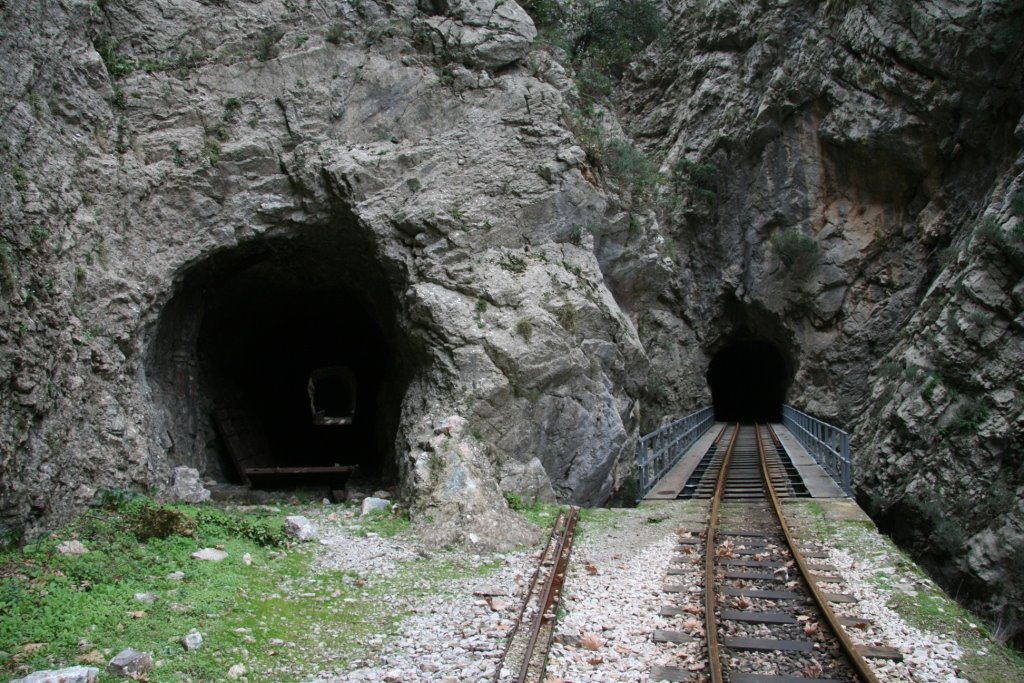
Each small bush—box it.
[877,361,902,378]
[9,166,28,192]
[671,158,718,202]
[499,253,528,274]
[124,500,197,541]
[603,139,662,196]
[202,136,221,164]
[94,35,134,79]
[975,215,1024,271]
[503,491,526,511]
[572,0,664,79]
[516,318,534,343]
[325,23,348,45]
[193,507,286,547]
[255,26,285,61]
[1011,190,1024,218]
[770,228,820,277]
[556,303,578,332]
[944,396,991,436]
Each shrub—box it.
[556,303,578,332]
[123,500,197,541]
[9,166,28,192]
[603,138,662,195]
[770,228,819,277]
[572,0,664,79]
[94,35,134,79]
[975,215,1024,271]
[499,253,528,274]
[193,507,286,546]
[567,108,662,195]
[671,158,717,202]
[255,26,285,61]
[944,396,991,436]
[516,318,534,342]
[1011,190,1024,218]
[325,23,348,44]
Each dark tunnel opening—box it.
[148,229,412,491]
[707,338,791,422]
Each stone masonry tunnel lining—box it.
[707,337,792,422]
[147,230,409,488]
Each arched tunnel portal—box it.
[707,336,793,422]
[147,228,414,490]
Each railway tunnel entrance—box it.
[707,336,792,422]
[147,228,413,490]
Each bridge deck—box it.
[643,422,847,500]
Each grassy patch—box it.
[505,495,566,532]
[0,500,500,681]
[352,506,411,538]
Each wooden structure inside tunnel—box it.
[147,230,413,490]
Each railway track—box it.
[653,423,893,682]
[493,506,580,683]
[502,424,900,682]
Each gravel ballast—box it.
[304,503,980,682]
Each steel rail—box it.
[704,424,740,683]
[493,506,580,683]
[758,424,880,683]
[492,509,567,683]
[517,505,580,683]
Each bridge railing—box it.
[638,406,714,498]
[782,404,852,495]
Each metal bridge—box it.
[638,404,852,500]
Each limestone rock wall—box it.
[0,0,644,545]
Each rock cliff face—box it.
[0,0,644,549]
[1,0,1022,642]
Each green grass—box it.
[0,499,501,681]
[792,501,1024,682]
[353,507,411,538]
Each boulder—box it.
[360,497,391,517]
[191,548,228,562]
[283,515,318,541]
[105,649,153,677]
[56,540,88,555]
[10,667,99,683]
[182,631,203,650]
[423,0,537,69]
[167,467,211,504]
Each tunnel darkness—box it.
[707,337,791,422]
[148,229,412,489]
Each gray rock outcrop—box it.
[105,649,153,678]
[0,0,639,552]
[166,467,211,504]
[283,515,318,540]
[10,667,99,683]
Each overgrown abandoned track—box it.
[494,506,580,683]
[654,423,892,683]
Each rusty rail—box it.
[704,424,740,683]
[759,424,880,683]
[493,506,580,683]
